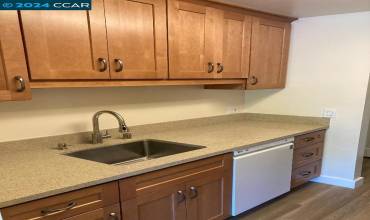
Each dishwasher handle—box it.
[234,142,294,158]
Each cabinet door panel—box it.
[122,185,187,220]
[168,0,216,79]
[248,17,291,89]
[0,11,31,101]
[20,0,109,80]
[186,170,231,220]
[105,0,167,79]
[218,12,251,79]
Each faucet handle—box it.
[101,130,112,139]
[122,132,132,139]
[57,143,72,150]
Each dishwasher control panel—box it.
[234,138,294,156]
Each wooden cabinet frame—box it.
[0,0,296,97]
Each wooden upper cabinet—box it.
[168,0,217,79]
[248,17,291,89]
[20,0,110,80]
[0,11,31,102]
[216,12,251,79]
[104,0,168,79]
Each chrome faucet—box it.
[92,110,132,144]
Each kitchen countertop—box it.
[0,113,329,208]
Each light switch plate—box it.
[322,108,337,118]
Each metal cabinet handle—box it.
[207,62,214,73]
[14,75,26,92]
[216,63,224,73]
[176,190,186,203]
[109,212,118,220]
[299,171,312,177]
[98,58,108,72]
[302,152,314,158]
[189,186,198,199]
[303,137,315,142]
[114,59,124,72]
[41,201,77,215]
[249,76,258,85]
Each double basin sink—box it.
[66,139,205,165]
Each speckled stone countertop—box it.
[0,113,329,208]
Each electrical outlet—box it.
[322,108,336,118]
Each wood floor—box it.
[231,158,370,220]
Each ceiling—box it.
[213,0,370,18]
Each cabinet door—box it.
[168,0,217,79]
[248,17,291,89]
[64,204,121,220]
[105,0,168,79]
[122,185,187,220]
[216,12,251,79]
[20,0,110,80]
[0,11,31,101]
[186,170,232,220]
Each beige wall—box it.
[244,12,370,186]
[0,86,245,142]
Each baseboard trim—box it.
[311,175,364,189]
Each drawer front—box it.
[1,182,119,220]
[295,130,325,149]
[293,142,323,168]
[64,204,121,220]
[291,160,321,188]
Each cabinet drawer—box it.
[291,160,321,188]
[293,142,323,168]
[1,182,119,220]
[295,130,325,149]
[64,204,121,220]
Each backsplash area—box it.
[0,86,245,142]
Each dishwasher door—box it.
[232,142,294,216]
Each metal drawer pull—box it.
[207,62,214,73]
[177,190,186,203]
[41,201,77,215]
[109,212,118,220]
[216,63,224,73]
[249,76,258,85]
[14,76,26,92]
[98,58,108,72]
[300,171,312,177]
[114,58,124,72]
[189,186,198,199]
[302,152,314,158]
[303,137,315,142]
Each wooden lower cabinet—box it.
[291,130,326,188]
[1,154,232,220]
[120,153,233,220]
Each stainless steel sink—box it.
[65,139,205,165]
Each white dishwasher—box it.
[232,138,294,216]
